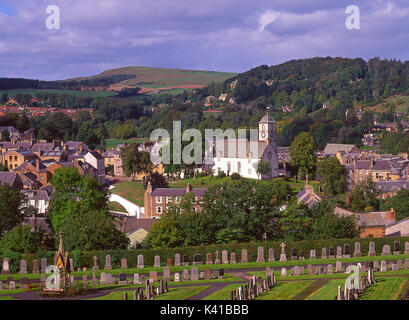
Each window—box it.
[248,168,252,175]
[227,161,231,173]
[156,206,162,214]
[156,196,162,203]
[237,161,241,174]
[176,197,181,203]
[166,196,172,203]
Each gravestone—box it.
[222,250,229,264]
[299,250,305,260]
[82,275,88,285]
[391,264,398,271]
[41,258,47,274]
[307,264,313,275]
[149,271,158,283]
[343,244,351,258]
[83,267,87,272]
[137,255,144,269]
[293,265,299,276]
[329,246,335,259]
[394,241,401,255]
[0,281,2,290]
[204,268,212,280]
[8,281,15,290]
[20,277,29,289]
[121,258,128,270]
[374,261,379,270]
[327,264,333,275]
[360,263,367,273]
[100,272,107,285]
[214,251,220,264]
[280,242,287,261]
[397,260,402,270]
[256,247,265,263]
[310,250,316,259]
[299,266,305,275]
[92,271,98,285]
[354,242,361,257]
[241,249,248,263]
[193,254,203,265]
[206,253,213,265]
[191,267,199,281]
[174,253,181,266]
[119,273,127,285]
[20,260,27,274]
[183,255,190,266]
[133,274,140,284]
[182,269,189,281]
[163,267,171,282]
[199,272,204,280]
[308,265,316,275]
[291,247,297,260]
[405,242,409,254]
[167,258,172,267]
[321,248,327,259]
[32,259,39,274]
[268,248,275,262]
[336,261,342,273]
[317,266,324,275]
[336,246,342,258]
[174,272,180,282]
[368,242,376,256]
[104,255,112,270]
[218,269,224,279]
[1,258,10,274]
[230,252,236,264]
[108,274,115,285]
[69,258,74,273]
[380,261,387,272]
[154,255,161,268]
[382,245,391,256]
[280,267,287,276]
[93,256,99,271]
[405,259,409,269]
[266,267,273,278]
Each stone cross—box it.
[280,242,286,254]
[93,256,99,270]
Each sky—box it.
[1,0,409,80]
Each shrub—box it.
[230,173,241,180]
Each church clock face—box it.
[261,131,266,138]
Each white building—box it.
[21,189,50,215]
[209,114,279,179]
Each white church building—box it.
[209,114,279,180]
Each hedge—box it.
[1,236,409,271]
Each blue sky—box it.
[1,0,409,80]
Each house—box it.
[297,184,322,208]
[218,93,228,102]
[21,189,51,215]
[334,206,396,238]
[117,216,157,247]
[374,180,409,199]
[84,151,105,184]
[144,183,207,218]
[14,159,52,188]
[209,114,279,179]
[0,172,23,189]
[2,150,38,171]
[385,216,409,237]
[323,144,359,157]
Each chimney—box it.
[370,159,374,168]
[146,181,152,193]
[386,208,396,222]
[186,182,192,193]
[36,158,40,172]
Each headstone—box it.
[293,265,300,276]
[268,248,275,262]
[280,267,287,276]
[69,258,74,272]
[405,242,409,254]
[193,254,202,265]
[83,267,87,272]
[204,268,212,280]
[343,244,351,258]
[299,250,305,260]
[92,271,98,285]
[191,267,199,281]
[394,241,401,255]
[163,267,171,282]
[329,246,335,258]
[121,258,128,269]
[382,245,391,256]
[8,281,15,290]
[0,281,3,290]
[206,253,213,265]
[174,272,180,282]
[327,264,333,275]
[41,258,47,273]
[1,258,10,274]
[280,242,287,261]
[310,250,317,259]
[82,275,88,285]
[137,255,144,269]
[19,260,27,274]
[380,261,387,272]
[182,269,189,281]
[183,255,190,266]
[100,272,107,285]
[167,258,172,267]
[336,261,342,273]
[307,264,313,275]
[218,269,224,279]
[299,266,305,275]
[336,246,342,258]
[222,250,229,264]
[119,273,127,285]
[374,260,379,270]
[321,248,327,259]
[149,271,158,283]
[256,246,265,263]
[93,256,99,271]
[20,277,29,289]
[32,259,39,274]
[230,252,236,264]
[391,264,398,271]
[154,255,161,268]
[69,275,74,285]
[317,266,323,275]
[199,272,205,280]
[354,242,361,257]
[174,253,181,266]
[291,247,298,260]
[266,267,273,278]
[241,249,248,263]
[104,255,112,270]
[397,260,403,270]
[133,273,140,284]
[405,259,409,269]
[368,242,376,256]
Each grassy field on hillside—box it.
[366,95,409,113]
[0,89,116,98]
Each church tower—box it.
[259,113,276,145]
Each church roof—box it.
[259,113,275,123]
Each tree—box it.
[145,209,184,248]
[253,160,271,179]
[1,130,10,142]
[0,184,27,236]
[277,203,313,241]
[0,225,43,254]
[316,157,347,195]
[289,132,317,183]
[384,189,409,220]
[143,172,168,190]
[0,92,8,104]
[350,178,380,212]
[120,143,153,180]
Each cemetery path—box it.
[186,282,234,300]
[291,279,331,300]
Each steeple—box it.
[258,113,276,142]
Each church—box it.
[210,114,279,180]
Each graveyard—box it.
[2,239,409,300]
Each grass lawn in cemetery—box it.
[255,280,315,300]
[304,279,346,300]
[359,277,408,300]
[201,284,243,300]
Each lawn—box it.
[106,138,150,149]
[255,280,315,300]
[108,201,128,213]
[305,279,345,300]
[202,284,243,300]
[360,277,408,300]
[110,181,145,207]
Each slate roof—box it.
[260,114,275,123]
[334,207,395,227]
[21,189,50,201]
[119,217,157,234]
[151,188,208,197]
[375,181,409,193]
[323,144,357,155]
[31,142,55,152]
[0,142,32,150]
[0,172,19,186]
[297,185,322,209]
